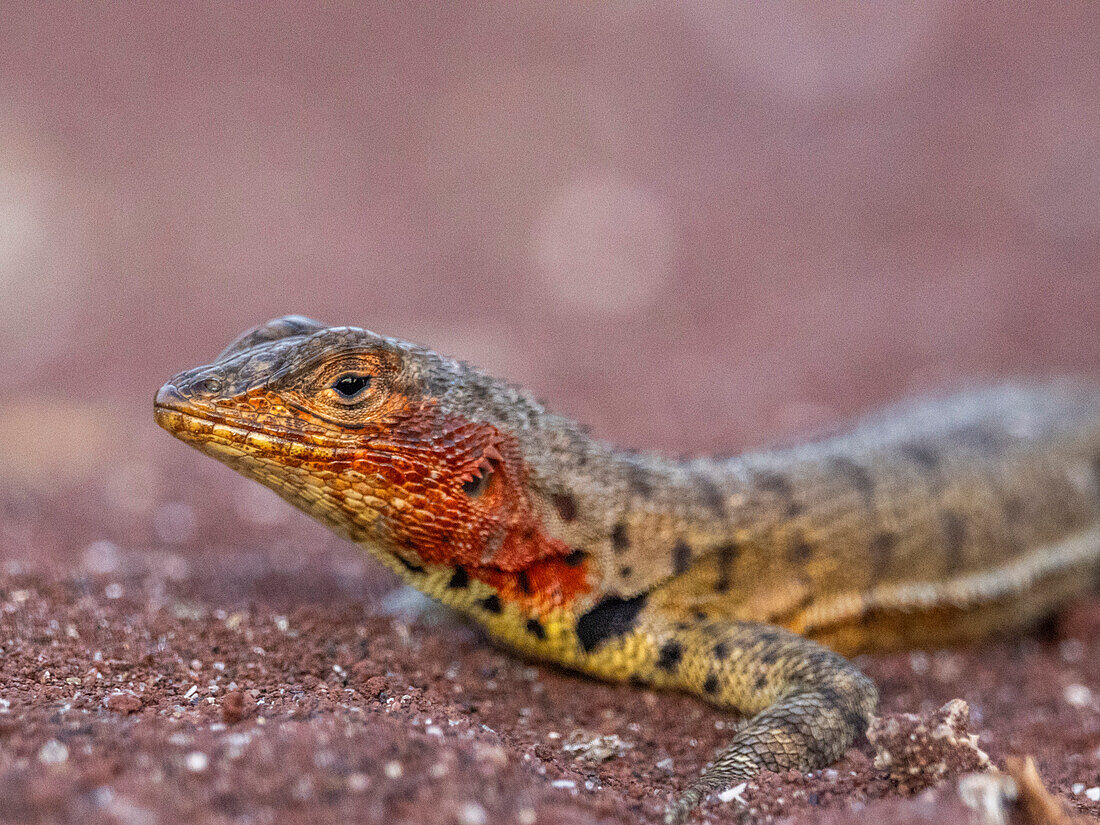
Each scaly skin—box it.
[154,316,1100,822]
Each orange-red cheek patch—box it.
[471,554,591,613]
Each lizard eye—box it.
[330,373,372,402]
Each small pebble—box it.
[517,808,536,825]
[383,760,403,779]
[106,692,142,715]
[82,540,120,574]
[1087,787,1100,802]
[38,740,68,764]
[347,773,369,792]
[458,801,487,825]
[429,761,449,778]
[1064,683,1093,708]
[550,779,577,790]
[184,751,208,773]
[717,782,747,803]
[1059,638,1084,663]
[1072,783,1085,794]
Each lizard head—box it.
[155,316,591,608]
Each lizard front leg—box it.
[584,615,877,823]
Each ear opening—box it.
[460,446,505,506]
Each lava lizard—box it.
[154,316,1100,822]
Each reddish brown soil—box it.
[2,448,1098,825]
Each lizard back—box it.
[642,383,1100,653]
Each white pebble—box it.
[909,651,930,675]
[1072,783,1085,794]
[184,751,208,772]
[717,782,748,804]
[551,778,577,790]
[38,739,68,764]
[1064,683,1093,708]
[1059,638,1084,663]
[383,760,403,779]
[458,801,487,825]
[104,583,123,599]
[1086,787,1100,802]
[82,540,121,574]
[347,773,369,792]
[517,808,536,825]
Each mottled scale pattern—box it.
[156,317,1100,824]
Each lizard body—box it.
[154,316,1100,822]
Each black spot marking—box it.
[672,540,692,575]
[703,674,720,694]
[818,686,845,707]
[479,595,502,613]
[760,648,780,665]
[755,470,803,516]
[516,571,532,595]
[626,461,654,497]
[788,533,814,563]
[611,523,630,552]
[713,641,729,658]
[447,567,469,589]
[693,610,708,622]
[575,593,648,652]
[563,549,587,566]
[657,641,683,671]
[869,531,898,580]
[619,566,633,578]
[829,457,876,504]
[551,492,578,522]
[395,554,425,574]
[469,380,491,404]
[695,474,727,517]
[843,705,870,735]
[954,425,1005,453]
[901,442,941,474]
[756,629,782,645]
[526,617,546,639]
[754,673,769,691]
[714,542,738,593]
[1003,493,1025,522]
[940,509,967,573]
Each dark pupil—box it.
[333,374,370,398]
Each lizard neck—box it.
[456,398,748,601]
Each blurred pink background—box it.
[1,3,1097,580]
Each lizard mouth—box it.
[154,382,247,443]
[154,382,335,462]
